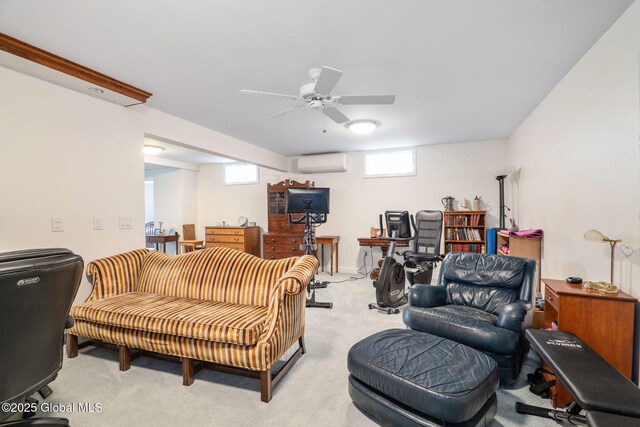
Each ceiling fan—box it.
[239,66,395,124]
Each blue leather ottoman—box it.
[348,329,499,427]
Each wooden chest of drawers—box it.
[263,233,305,259]
[205,226,260,257]
[541,278,637,408]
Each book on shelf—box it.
[445,227,483,241]
[445,243,485,253]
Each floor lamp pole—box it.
[609,240,620,286]
[496,175,506,229]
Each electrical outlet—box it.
[51,217,64,232]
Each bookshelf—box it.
[444,211,486,254]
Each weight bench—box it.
[516,329,640,426]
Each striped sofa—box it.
[66,247,317,402]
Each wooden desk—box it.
[541,278,637,408]
[357,237,409,257]
[146,233,179,255]
[316,235,340,275]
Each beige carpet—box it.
[30,272,557,426]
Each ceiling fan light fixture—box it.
[346,119,380,135]
[143,145,164,155]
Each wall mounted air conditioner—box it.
[297,153,348,173]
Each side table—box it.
[316,235,340,275]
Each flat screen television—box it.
[286,187,330,214]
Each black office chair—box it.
[402,210,443,285]
[0,249,83,426]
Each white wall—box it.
[507,2,640,296]
[135,107,290,171]
[506,2,640,380]
[144,181,155,223]
[152,168,198,252]
[0,65,284,304]
[198,139,507,273]
[0,66,145,303]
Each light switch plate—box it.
[51,216,64,232]
[119,216,132,230]
[93,216,103,230]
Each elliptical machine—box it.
[368,211,415,314]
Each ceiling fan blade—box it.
[336,95,396,105]
[313,66,343,95]
[266,105,305,119]
[322,107,350,124]
[239,89,299,100]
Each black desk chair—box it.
[402,210,443,285]
[0,249,83,426]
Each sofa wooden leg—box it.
[67,334,78,358]
[182,358,195,386]
[299,336,306,354]
[119,345,132,371]
[260,369,272,403]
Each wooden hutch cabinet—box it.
[263,179,313,260]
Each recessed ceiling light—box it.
[346,119,380,135]
[88,87,104,94]
[143,145,164,155]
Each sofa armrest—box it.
[496,300,529,332]
[85,249,148,301]
[276,255,318,295]
[257,255,318,347]
[409,284,446,308]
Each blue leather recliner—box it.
[403,252,537,384]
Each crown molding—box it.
[0,32,151,103]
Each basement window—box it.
[363,147,416,178]
[224,163,259,185]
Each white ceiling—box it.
[143,137,232,165]
[0,0,633,156]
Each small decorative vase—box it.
[472,196,482,210]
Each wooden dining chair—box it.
[145,221,155,236]
[178,224,204,254]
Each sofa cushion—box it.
[442,253,528,314]
[442,252,528,287]
[403,305,520,354]
[348,329,499,423]
[135,248,297,306]
[71,292,267,346]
